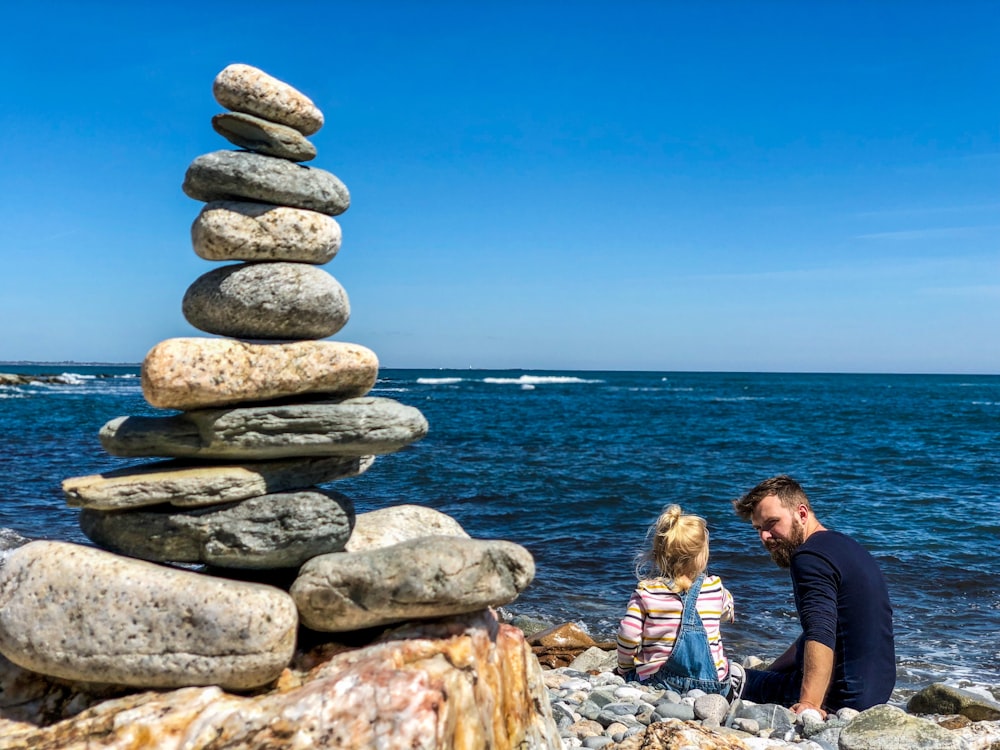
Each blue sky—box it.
[1,2,997,372]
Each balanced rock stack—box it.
[0,65,536,695]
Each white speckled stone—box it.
[182,263,349,340]
[213,63,324,135]
[0,541,297,689]
[191,201,341,263]
[141,337,375,410]
[346,504,469,552]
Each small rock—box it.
[191,200,341,263]
[529,622,599,650]
[182,262,349,340]
[212,112,317,161]
[213,63,324,135]
[291,537,535,631]
[653,701,696,721]
[141,337,377,410]
[568,646,618,674]
[183,150,349,216]
[693,692,729,723]
[99,397,428,460]
[732,717,759,734]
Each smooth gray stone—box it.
[63,455,373,510]
[212,112,316,162]
[182,262,349,340]
[291,537,535,632]
[839,704,963,750]
[653,702,695,721]
[183,150,349,216]
[736,702,795,732]
[79,488,355,569]
[346,504,469,552]
[99,397,428,460]
[0,541,297,690]
[191,201,341,263]
[693,692,729,723]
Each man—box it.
[732,475,895,715]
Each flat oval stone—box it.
[183,151,349,216]
[291,537,535,632]
[0,541,297,689]
[63,455,374,511]
[99,397,429,460]
[142,338,375,410]
[214,63,324,135]
[346,505,469,552]
[80,489,355,569]
[182,263,349,340]
[191,201,341,263]
[212,112,317,162]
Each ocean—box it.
[2,365,998,701]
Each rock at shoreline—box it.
[191,201,341,263]
[0,610,561,750]
[346,504,470,552]
[213,63,324,136]
[0,541,296,690]
[182,262,350,340]
[99,397,429,460]
[142,338,376,410]
[907,682,1000,721]
[183,150,349,216]
[291,537,535,632]
[212,112,317,162]
[839,704,963,749]
[79,488,355,569]
[63,455,374,510]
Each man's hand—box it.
[790,700,827,719]
[796,639,834,718]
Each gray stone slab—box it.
[212,112,316,162]
[79,488,354,568]
[99,397,428,460]
[291,537,535,632]
[63,455,374,510]
[183,150,349,216]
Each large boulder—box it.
[0,611,562,750]
[141,337,376,410]
[346,504,469,552]
[79,488,355,569]
[839,704,963,750]
[99,397,428,460]
[907,682,1000,722]
[0,541,296,690]
[291,537,535,632]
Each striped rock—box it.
[99,397,429,460]
[181,263,349,340]
[79,488,355,569]
[62,455,374,511]
[141,338,375,410]
[183,150,349,216]
[191,201,341,263]
[212,112,317,162]
[0,541,297,689]
[213,63,324,136]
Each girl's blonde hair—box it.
[635,504,709,592]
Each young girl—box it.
[615,504,743,698]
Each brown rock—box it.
[612,719,751,749]
[528,621,600,649]
[141,337,377,410]
[0,611,561,750]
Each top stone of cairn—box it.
[214,63,324,136]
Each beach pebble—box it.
[291,537,535,632]
[346,504,469,552]
[192,201,341,263]
[79,488,355,569]
[214,63,324,135]
[0,541,296,690]
[62,455,373,511]
[142,337,376,410]
[99,397,428,460]
[182,262,349,340]
[212,111,317,161]
[183,150,349,216]
[694,692,730,723]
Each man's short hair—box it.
[733,474,812,520]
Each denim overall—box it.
[639,573,730,695]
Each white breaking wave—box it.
[482,375,603,385]
[53,372,97,385]
[416,378,464,385]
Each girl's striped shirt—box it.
[615,574,734,681]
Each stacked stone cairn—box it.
[0,64,535,694]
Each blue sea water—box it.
[2,365,998,700]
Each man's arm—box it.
[792,639,833,717]
[766,638,799,672]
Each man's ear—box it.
[796,504,810,523]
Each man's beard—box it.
[765,522,806,568]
